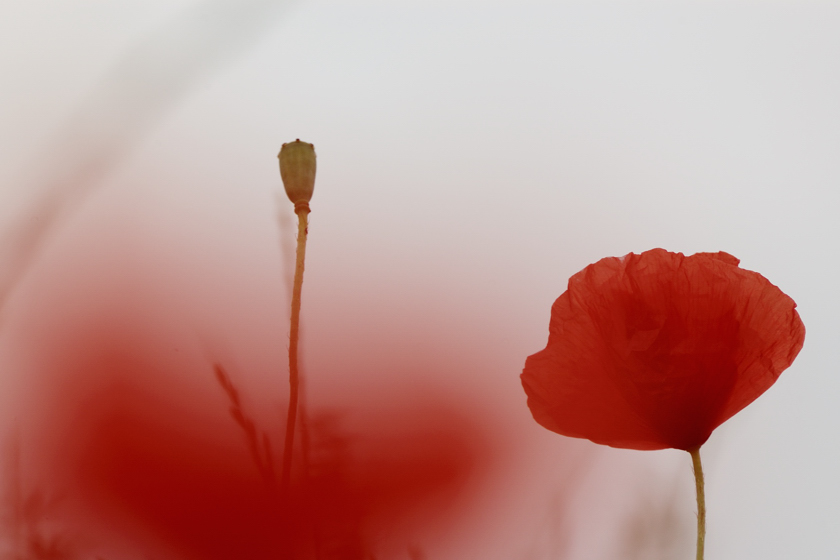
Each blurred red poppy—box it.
[521,249,805,451]
[66,376,485,560]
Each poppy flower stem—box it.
[281,204,310,495]
[690,446,706,560]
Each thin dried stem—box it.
[281,207,309,494]
[690,447,706,560]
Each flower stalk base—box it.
[281,206,309,494]
[690,447,706,560]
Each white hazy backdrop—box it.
[1,1,838,559]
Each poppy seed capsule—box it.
[278,139,316,213]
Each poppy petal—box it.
[521,249,805,451]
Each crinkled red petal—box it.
[521,248,805,451]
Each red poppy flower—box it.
[521,249,805,451]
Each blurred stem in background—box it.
[0,0,291,322]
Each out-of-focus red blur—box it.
[4,254,499,559]
[69,370,486,559]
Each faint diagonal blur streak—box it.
[0,0,295,321]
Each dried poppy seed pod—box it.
[278,139,316,213]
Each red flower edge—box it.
[521,249,805,451]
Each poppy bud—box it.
[278,139,316,213]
